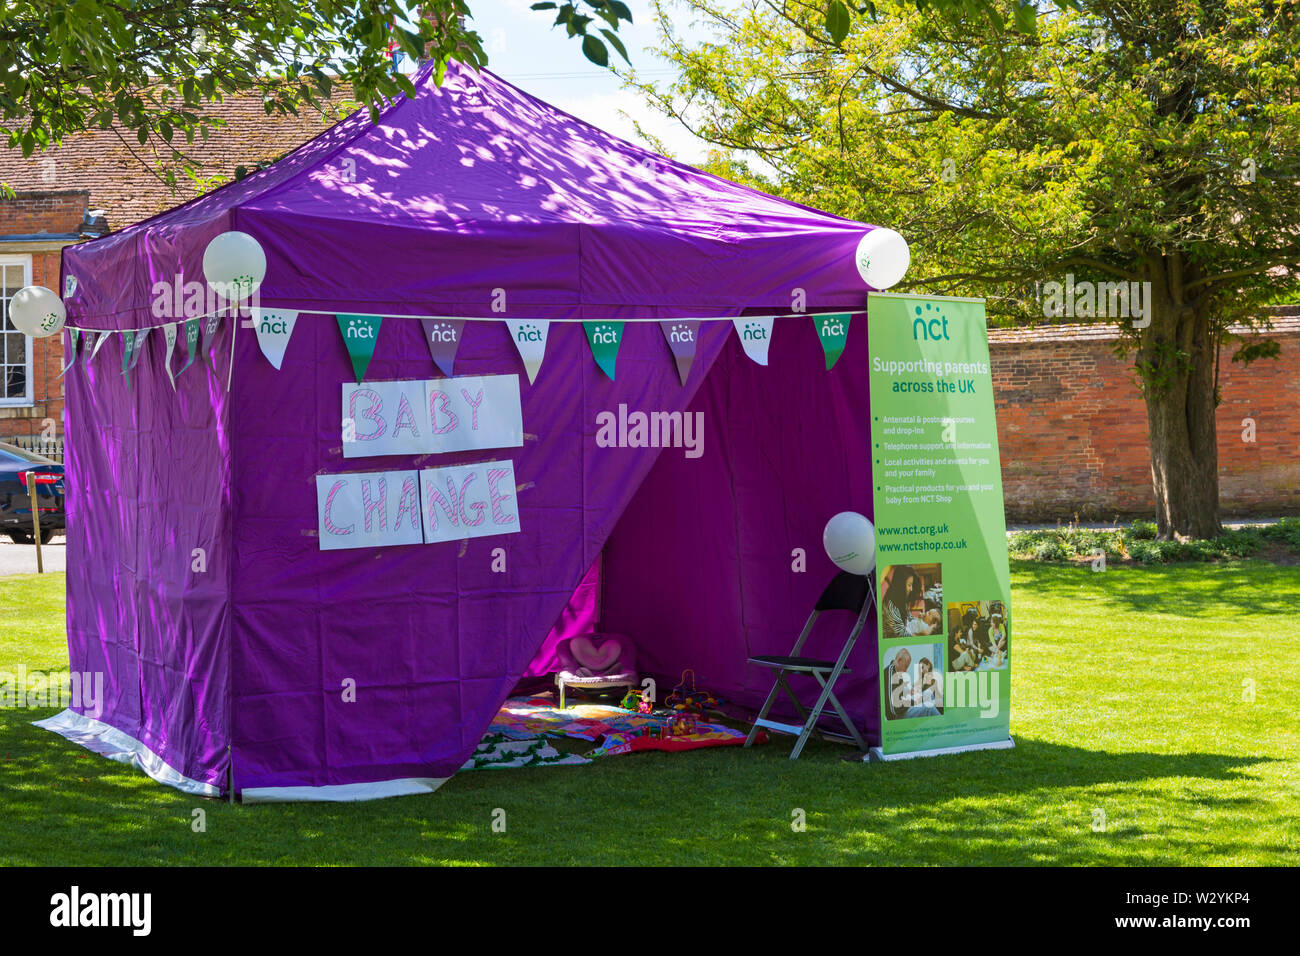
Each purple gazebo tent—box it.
[39,61,885,801]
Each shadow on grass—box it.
[1,710,1281,866]
[1011,559,1300,619]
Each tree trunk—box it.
[1138,270,1223,540]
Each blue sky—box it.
[452,1,713,163]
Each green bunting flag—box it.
[815,313,852,370]
[121,329,148,387]
[56,328,81,379]
[177,318,201,377]
[336,314,383,384]
[583,321,624,381]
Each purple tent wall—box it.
[62,316,235,791]
[601,315,878,744]
[226,309,738,791]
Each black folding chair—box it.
[743,571,874,758]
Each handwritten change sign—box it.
[316,470,424,551]
[421,459,520,545]
[316,460,522,550]
[342,374,523,459]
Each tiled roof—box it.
[988,309,1300,345]
[0,95,353,229]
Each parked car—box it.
[0,441,65,544]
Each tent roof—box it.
[62,62,882,325]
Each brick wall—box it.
[990,316,1300,521]
[0,189,86,236]
[0,191,85,438]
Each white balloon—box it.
[202,230,266,302]
[9,286,67,338]
[823,511,876,576]
[855,228,910,290]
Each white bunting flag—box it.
[251,308,298,370]
[162,322,178,390]
[504,319,550,385]
[733,316,775,366]
[89,330,109,363]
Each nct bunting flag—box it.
[734,316,775,365]
[252,308,298,370]
[56,328,81,379]
[162,322,178,390]
[80,331,99,368]
[336,314,383,384]
[659,320,700,386]
[505,319,550,384]
[421,318,465,377]
[815,313,852,370]
[177,318,201,377]
[201,313,222,362]
[89,330,110,364]
[121,329,148,386]
[583,321,624,381]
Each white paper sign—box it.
[420,459,520,545]
[342,380,430,458]
[425,374,523,454]
[341,374,523,459]
[316,470,424,551]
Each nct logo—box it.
[819,317,847,338]
[666,322,695,344]
[258,313,291,335]
[912,302,950,342]
[740,321,768,341]
[588,323,619,345]
[426,322,458,343]
[344,317,375,339]
[515,323,544,343]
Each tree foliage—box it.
[0,0,633,172]
[638,0,1300,536]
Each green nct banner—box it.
[868,293,1012,758]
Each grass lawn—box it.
[1,561,1297,866]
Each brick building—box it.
[1,99,1296,518]
[0,97,347,446]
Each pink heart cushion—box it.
[570,635,623,674]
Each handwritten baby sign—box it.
[342,374,523,459]
[316,460,521,551]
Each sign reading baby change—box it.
[342,374,523,459]
[317,460,521,550]
[867,293,1013,761]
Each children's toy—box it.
[664,669,723,715]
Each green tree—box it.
[0,0,633,173]
[638,0,1300,538]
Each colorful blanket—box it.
[488,695,667,741]
[589,723,758,758]
[476,695,764,765]
[461,735,591,771]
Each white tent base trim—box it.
[34,709,221,797]
[240,777,449,803]
[866,737,1016,762]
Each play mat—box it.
[460,694,761,772]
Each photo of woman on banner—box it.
[880,563,944,637]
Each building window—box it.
[0,254,34,406]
